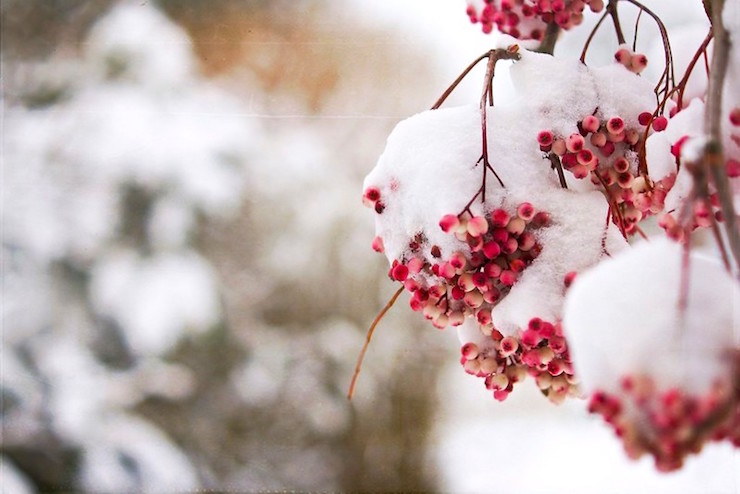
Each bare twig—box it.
[348,285,405,400]
[536,22,561,55]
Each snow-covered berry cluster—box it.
[368,202,548,332]
[654,109,740,239]
[588,358,740,472]
[465,0,604,39]
[460,317,578,403]
[539,112,675,235]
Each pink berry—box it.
[630,53,648,73]
[499,270,517,286]
[577,149,595,166]
[490,208,510,227]
[538,130,554,149]
[552,138,567,156]
[614,47,631,66]
[606,116,624,134]
[439,214,460,233]
[363,186,381,208]
[581,115,600,133]
[518,232,536,251]
[563,271,577,288]
[499,336,519,357]
[482,240,502,259]
[390,263,409,282]
[590,131,607,147]
[407,257,424,274]
[566,133,585,153]
[461,342,480,360]
[727,159,740,178]
[600,141,616,157]
[589,0,605,12]
[638,111,653,126]
[730,107,740,126]
[467,215,489,237]
[532,211,550,227]
[483,262,502,278]
[652,116,668,132]
[371,236,384,253]
[517,202,535,221]
[507,217,526,235]
[613,157,630,173]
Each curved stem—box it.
[347,285,405,400]
[607,0,627,45]
[431,52,492,110]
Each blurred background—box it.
[1,1,738,493]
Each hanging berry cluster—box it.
[460,317,578,404]
[363,192,548,332]
[588,354,740,472]
[657,108,740,240]
[538,112,675,236]
[465,0,605,39]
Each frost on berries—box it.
[563,239,740,470]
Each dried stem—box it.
[536,22,561,55]
[607,0,627,45]
[549,153,569,189]
[347,285,405,400]
[431,52,492,110]
[704,0,740,273]
[581,10,610,63]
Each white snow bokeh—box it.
[3,2,258,491]
[563,238,740,394]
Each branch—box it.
[347,285,405,400]
[535,22,561,55]
[703,0,740,272]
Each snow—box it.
[563,238,740,394]
[89,250,221,356]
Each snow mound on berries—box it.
[364,50,653,334]
[563,238,740,395]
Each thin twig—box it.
[347,285,405,400]
[607,0,627,45]
[431,52,492,110]
[581,10,610,63]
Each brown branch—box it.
[347,285,405,400]
[581,10,610,63]
[607,0,627,45]
[704,0,740,272]
[535,22,561,55]
[549,153,569,189]
[431,52,492,110]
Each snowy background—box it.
[1,0,738,492]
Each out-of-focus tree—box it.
[2,1,447,492]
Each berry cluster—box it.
[465,0,605,39]
[588,361,740,471]
[460,318,579,404]
[393,204,548,331]
[538,112,673,235]
[656,111,740,239]
[614,45,649,75]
